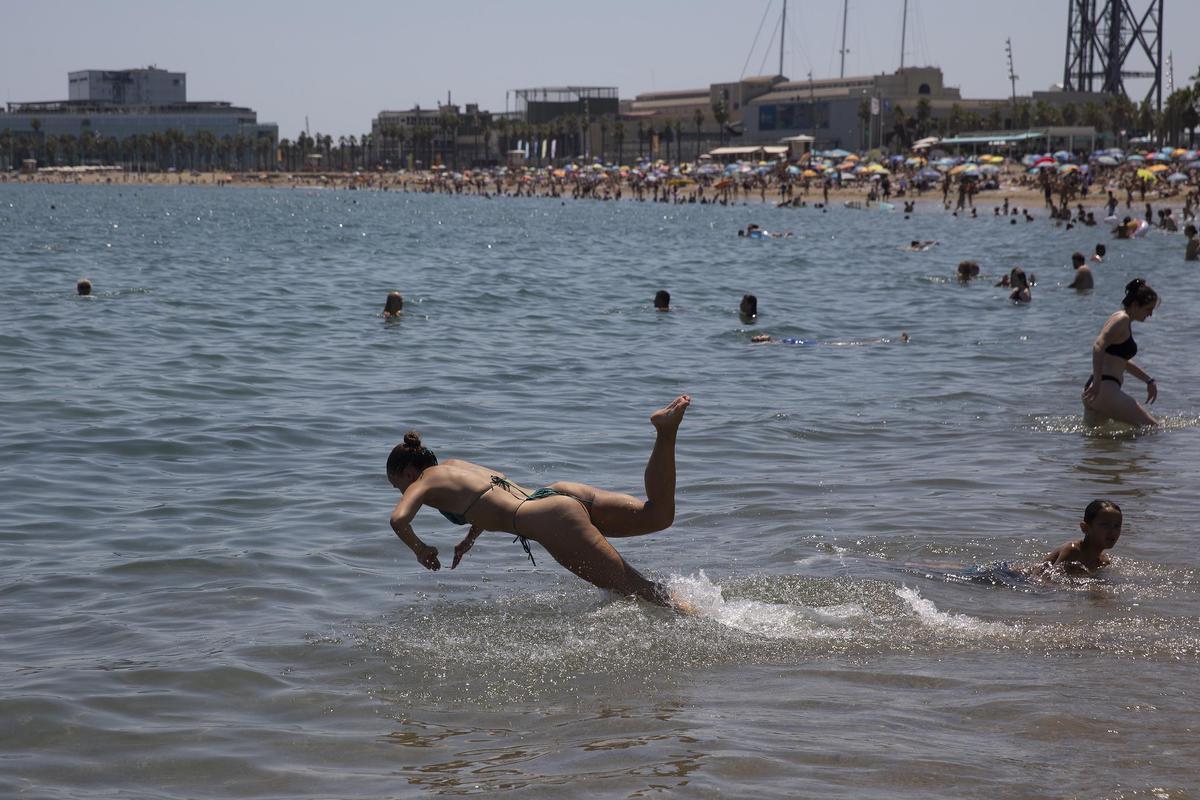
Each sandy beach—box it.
[4,165,1195,216]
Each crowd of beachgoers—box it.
[6,143,1199,211]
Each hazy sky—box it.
[4,0,1198,139]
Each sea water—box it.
[2,184,1198,799]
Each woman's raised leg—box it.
[552,395,690,538]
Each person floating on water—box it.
[654,290,671,311]
[1041,499,1122,576]
[1082,278,1159,427]
[382,291,404,317]
[385,396,694,610]
[904,240,938,252]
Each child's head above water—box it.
[1081,498,1122,549]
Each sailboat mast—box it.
[779,0,787,76]
[840,0,850,78]
[899,0,908,70]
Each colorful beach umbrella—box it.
[1135,168,1157,181]
[1166,172,1188,184]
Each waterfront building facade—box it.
[1,67,277,171]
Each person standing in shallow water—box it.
[1067,252,1093,291]
[384,396,693,610]
[1082,279,1159,427]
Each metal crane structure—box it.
[1062,0,1164,111]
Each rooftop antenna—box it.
[899,0,908,70]
[1005,38,1019,113]
[839,0,850,78]
[779,0,787,77]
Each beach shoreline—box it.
[3,167,1191,216]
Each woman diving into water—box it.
[385,396,692,609]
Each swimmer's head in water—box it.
[383,291,404,315]
[1071,252,1086,268]
[76,278,92,296]
[1081,499,1122,549]
[1094,243,1106,257]
[387,430,437,486]
[1186,225,1198,238]
[1122,277,1158,316]
[739,293,757,317]
[654,290,670,311]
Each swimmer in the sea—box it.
[904,240,938,252]
[385,396,694,610]
[1008,267,1031,303]
[1186,224,1199,262]
[739,293,758,322]
[654,289,671,311]
[1082,278,1159,427]
[1092,243,1106,262]
[1067,251,1093,291]
[76,278,92,296]
[1041,499,1122,575]
[382,291,404,317]
[956,260,981,282]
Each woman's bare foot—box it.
[650,395,691,433]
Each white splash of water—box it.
[895,585,1009,635]
[665,571,854,640]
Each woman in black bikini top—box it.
[1082,278,1159,427]
[383,396,694,611]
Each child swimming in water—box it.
[1041,499,1122,575]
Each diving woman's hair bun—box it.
[1124,278,1145,293]
[402,430,422,449]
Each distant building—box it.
[744,67,1110,150]
[0,67,277,170]
[370,103,503,169]
[512,87,618,126]
[68,67,186,106]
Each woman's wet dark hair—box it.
[386,430,437,478]
[740,293,758,316]
[654,290,670,310]
[1083,498,1121,524]
[1121,278,1157,310]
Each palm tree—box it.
[693,108,705,160]
[496,117,510,158]
[915,98,932,137]
[612,120,625,164]
[858,98,872,148]
[711,101,729,146]
[672,120,683,163]
[599,116,609,163]
[636,120,646,160]
[29,118,42,162]
[58,133,77,166]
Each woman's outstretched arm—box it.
[390,482,441,570]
